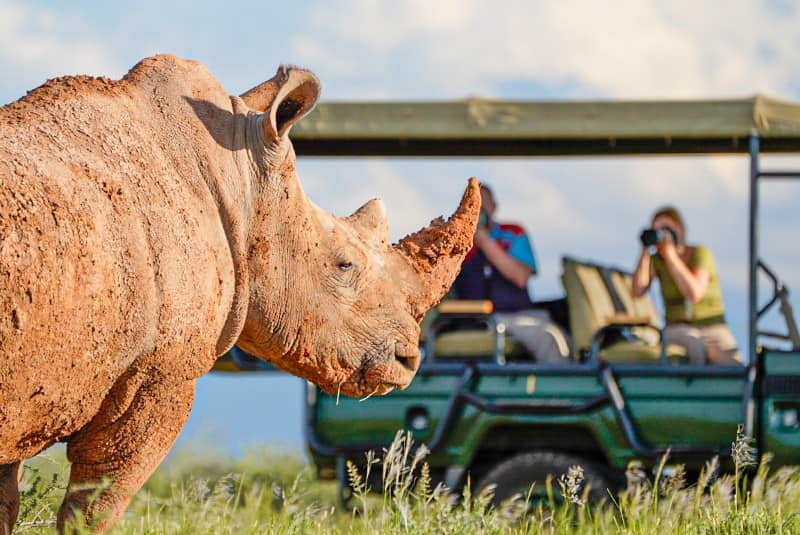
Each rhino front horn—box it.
[396,177,481,319]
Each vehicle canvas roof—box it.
[291,94,800,156]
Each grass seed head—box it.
[733,424,757,470]
[558,465,585,506]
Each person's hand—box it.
[474,227,491,249]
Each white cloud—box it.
[291,0,800,100]
[0,1,123,97]
[298,159,443,240]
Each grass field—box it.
[14,429,800,534]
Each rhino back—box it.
[0,57,239,462]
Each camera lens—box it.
[640,228,659,247]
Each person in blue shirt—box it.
[452,183,571,363]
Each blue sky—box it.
[3,0,800,454]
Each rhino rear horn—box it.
[345,198,390,248]
[240,65,320,141]
[396,178,481,319]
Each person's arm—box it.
[659,244,710,304]
[474,228,532,289]
[632,248,653,297]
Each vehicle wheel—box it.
[476,450,612,505]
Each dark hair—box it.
[651,205,686,235]
[479,182,494,202]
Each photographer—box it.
[632,206,742,365]
[452,183,570,363]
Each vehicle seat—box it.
[420,300,526,362]
[609,270,687,361]
[561,257,686,364]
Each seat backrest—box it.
[562,258,618,357]
[562,257,664,358]
[609,270,661,346]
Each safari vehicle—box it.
[216,96,800,501]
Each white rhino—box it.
[0,55,479,532]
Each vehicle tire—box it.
[476,450,612,505]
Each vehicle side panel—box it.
[618,371,744,453]
[761,350,800,464]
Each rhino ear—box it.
[240,65,320,142]
[345,198,390,248]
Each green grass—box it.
[13,429,800,534]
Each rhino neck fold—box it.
[237,134,321,364]
[210,98,258,355]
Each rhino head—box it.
[227,66,480,397]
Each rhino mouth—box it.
[347,341,421,397]
[370,383,397,397]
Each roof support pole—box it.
[748,132,760,365]
[745,132,760,438]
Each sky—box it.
[3,0,800,454]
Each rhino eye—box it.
[338,261,354,272]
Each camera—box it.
[640,227,678,247]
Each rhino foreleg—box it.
[57,376,195,532]
[0,462,23,535]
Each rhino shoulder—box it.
[123,54,225,98]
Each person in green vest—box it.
[632,206,742,365]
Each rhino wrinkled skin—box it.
[0,55,480,532]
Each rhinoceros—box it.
[0,54,479,531]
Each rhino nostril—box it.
[394,350,420,372]
[395,354,417,372]
[393,342,421,372]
